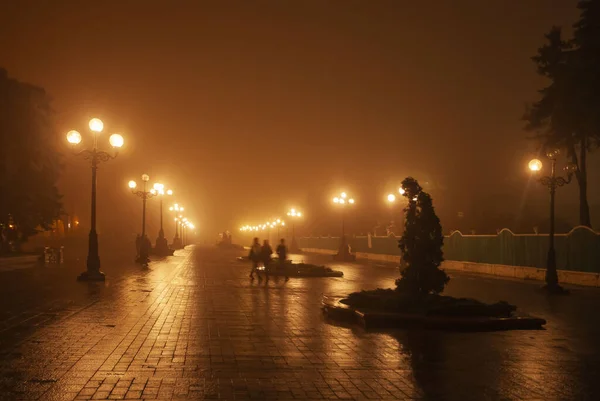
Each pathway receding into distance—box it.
[0,246,598,400]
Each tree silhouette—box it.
[0,68,62,251]
[525,0,600,228]
[396,177,449,295]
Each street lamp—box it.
[529,149,577,293]
[66,118,124,281]
[332,191,356,261]
[153,183,173,255]
[286,208,303,252]
[181,220,194,247]
[181,217,189,246]
[129,174,156,265]
[169,204,184,248]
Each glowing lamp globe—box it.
[109,133,124,148]
[387,194,396,203]
[399,188,406,195]
[141,174,150,182]
[528,159,542,172]
[341,192,347,199]
[349,198,355,204]
[89,118,104,133]
[66,130,82,144]
[564,162,578,174]
[297,212,302,217]
[546,148,560,160]
[128,180,137,189]
[333,197,339,203]
[166,189,173,196]
[339,198,346,204]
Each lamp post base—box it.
[333,236,356,261]
[333,251,356,262]
[154,237,173,256]
[77,270,106,282]
[541,283,570,295]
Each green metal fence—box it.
[297,227,600,273]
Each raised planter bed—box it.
[322,294,546,331]
[267,263,343,278]
[237,258,343,277]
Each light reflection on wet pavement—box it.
[0,245,598,400]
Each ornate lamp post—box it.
[286,208,303,252]
[66,118,124,281]
[529,149,577,293]
[332,192,356,261]
[128,174,156,265]
[169,204,184,249]
[153,184,173,255]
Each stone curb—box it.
[301,248,600,287]
[322,295,546,332]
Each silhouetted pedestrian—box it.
[261,240,273,279]
[248,237,261,279]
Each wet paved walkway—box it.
[0,245,599,400]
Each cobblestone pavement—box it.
[0,246,599,400]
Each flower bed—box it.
[269,262,343,277]
[342,289,515,317]
[237,257,342,277]
[323,290,545,331]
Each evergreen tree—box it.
[0,68,62,250]
[525,0,600,228]
[396,177,449,295]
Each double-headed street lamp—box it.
[286,208,303,252]
[128,174,156,265]
[153,183,173,255]
[529,149,577,293]
[332,192,356,261]
[67,118,124,281]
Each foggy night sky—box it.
[1,0,598,239]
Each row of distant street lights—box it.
[240,208,304,251]
[66,118,195,281]
[127,178,195,264]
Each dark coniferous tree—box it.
[396,177,449,295]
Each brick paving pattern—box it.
[0,246,599,400]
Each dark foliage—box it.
[342,289,516,318]
[396,177,449,295]
[524,0,600,228]
[0,69,62,251]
